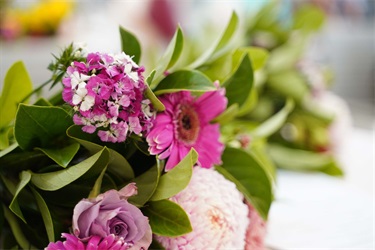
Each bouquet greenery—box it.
[0,2,345,249]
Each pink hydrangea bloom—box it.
[156,167,249,249]
[146,87,227,170]
[62,52,154,143]
[245,202,267,250]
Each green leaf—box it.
[152,26,184,84]
[30,148,109,191]
[293,4,325,33]
[218,147,273,220]
[0,61,33,128]
[30,187,55,242]
[128,162,160,206]
[188,11,239,69]
[3,205,35,249]
[150,148,197,201]
[14,105,73,150]
[223,54,254,108]
[0,142,18,158]
[0,129,12,150]
[119,26,141,64]
[142,200,192,237]
[88,166,108,198]
[251,141,277,182]
[153,70,216,95]
[267,71,309,103]
[36,143,80,168]
[236,47,269,71]
[267,143,341,173]
[67,125,134,180]
[9,171,31,223]
[251,98,294,139]
[145,84,165,111]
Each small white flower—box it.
[80,95,95,111]
[124,63,139,82]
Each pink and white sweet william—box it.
[62,52,155,143]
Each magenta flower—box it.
[71,183,152,249]
[45,233,133,250]
[156,167,249,249]
[146,86,227,170]
[62,52,155,143]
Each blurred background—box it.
[0,0,374,249]
[1,0,373,128]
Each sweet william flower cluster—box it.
[62,51,155,143]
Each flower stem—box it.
[21,79,53,103]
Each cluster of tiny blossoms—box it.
[62,52,154,143]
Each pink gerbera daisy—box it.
[146,86,227,171]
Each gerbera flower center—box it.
[176,104,200,144]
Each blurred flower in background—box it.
[0,0,74,39]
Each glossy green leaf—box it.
[218,147,273,219]
[188,12,239,69]
[3,205,35,249]
[224,54,254,108]
[36,143,80,168]
[267,71,309,103]
[236,85,258,116]
[88,166,108,198]
[9,171,31,223]
[153,26,184,84]
[150,149,197,201]
[236,47,269,71]
[67,125,134,180]
[252,98,294,139]
[251,142,277,182]
[154,70,216,95]
[0,61,33,128]
[128,162,160,206]
[30,148,109,191]
[119,26,141,64]
[14,105,73,150]
[145,84,165,111]
[267,143,341,172]
[142,200,192,237]
[30,187,54,242]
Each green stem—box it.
[21,79,53,103]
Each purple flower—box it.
[71,183,152,249]
[146,85,227,171]
[62,52,155,143]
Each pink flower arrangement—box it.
[62,52,154,143]
[155,167,249,249]
[146,87,227,170]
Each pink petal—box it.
[195,89,227,122]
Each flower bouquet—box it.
[0,12,273,249]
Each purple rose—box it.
[72,183,152,249]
